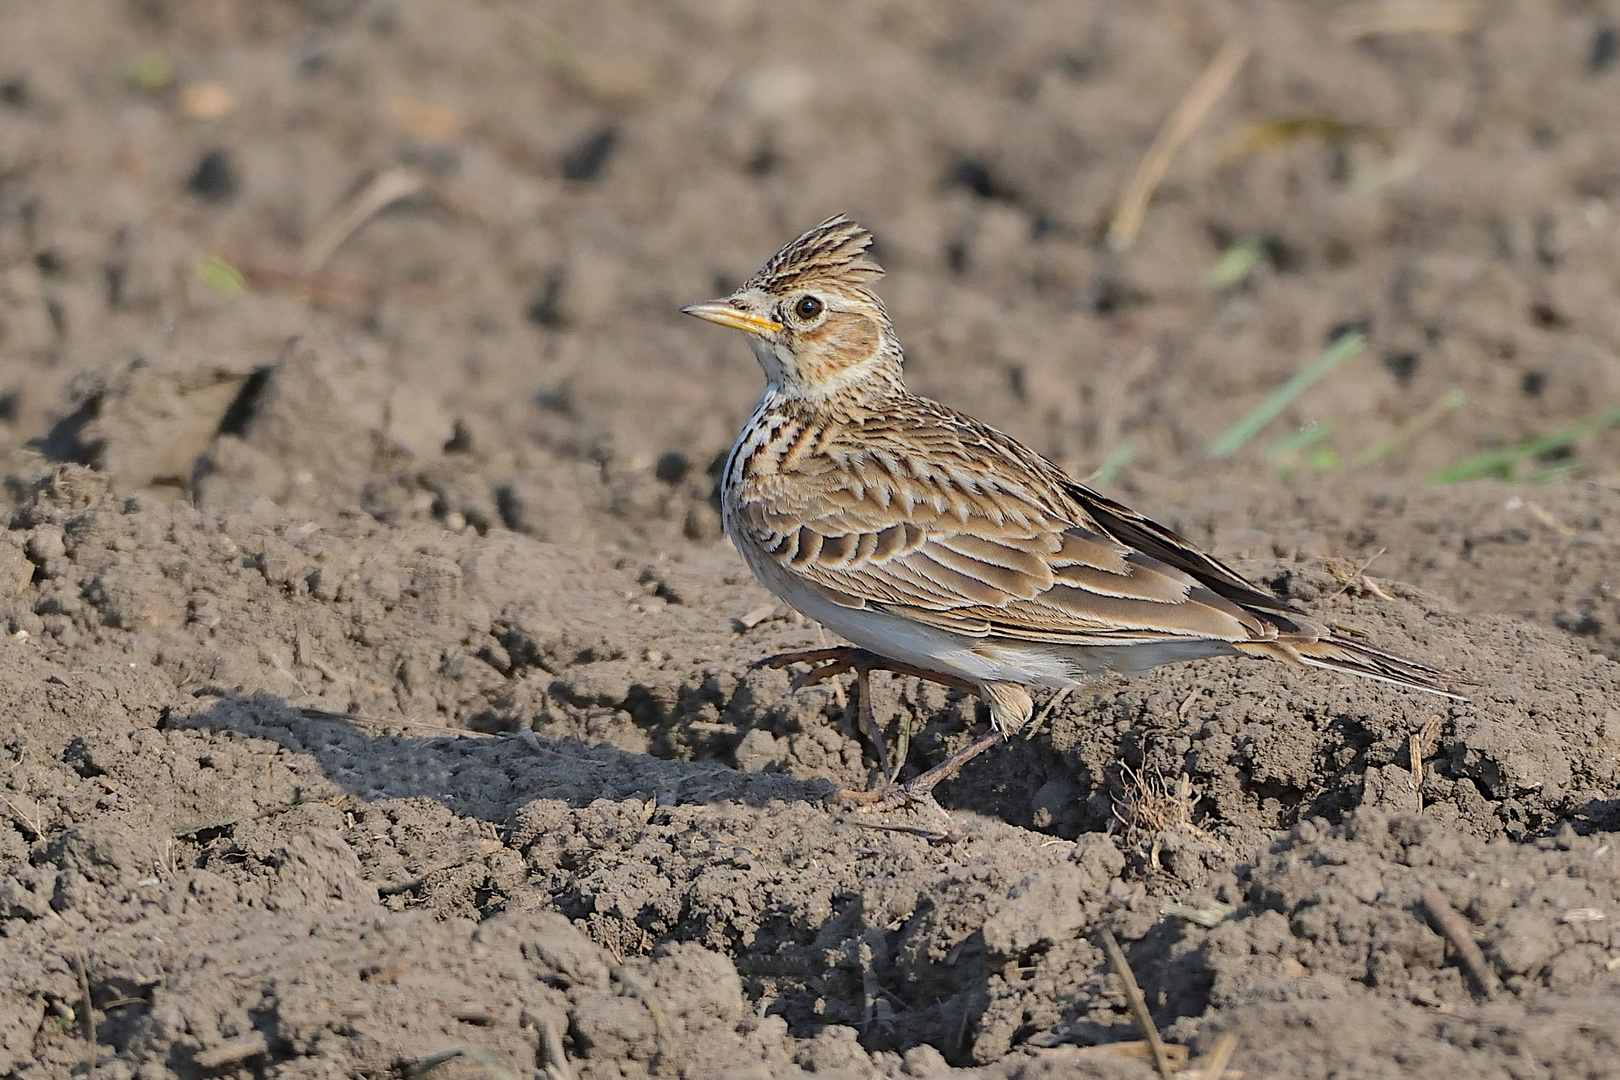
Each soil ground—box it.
[2,2,1620,1077]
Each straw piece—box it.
[1099,928,1172,1078]
[1197,1033,1239,1080]
[301,167,430,276]
[1108,42,1248,252]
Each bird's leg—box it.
[755,647,977,786]
[850,662,890,784]
[757,647,892,780]
[873,729,1005,811]
[842,728,1005,813]
[846,683,1033,816]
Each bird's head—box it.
[682,215,904,400]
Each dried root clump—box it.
[1320,549,1395,601]
[1111,764,1221,873]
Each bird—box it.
[682,214,1463,813]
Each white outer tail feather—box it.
[1238,636,1468,702]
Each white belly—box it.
[780,572,1078,685]
[737,538,1237,688]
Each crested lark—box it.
[684,215,1461,813]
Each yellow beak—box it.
[680,299,783,336]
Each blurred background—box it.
[1,0,1618,546]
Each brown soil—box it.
[3,2,1619,1078]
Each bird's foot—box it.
[837,782,947,817]
[839,784,960,845]
[839,726,1008,815]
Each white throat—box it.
[749,336,904,402]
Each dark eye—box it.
[794,295,823,320]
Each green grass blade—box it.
[1429,403,1620,483]
[1087,440,1135,485]
[1208,330,1365,459]
[124,52,175,91]
[196,254,246,296]
[1207,235,1268,289]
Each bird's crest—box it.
[745,215,885,294]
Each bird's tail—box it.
[1236,633,1468,702]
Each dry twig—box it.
[1323,548,1391,602]
[1113,764,1220,873]
[1098,928,1172,1079]
[295,707,494,738]
[193,1033,269,1070]
[1335,1,1480,39]
[75,948,95,1080]
[1108,41,1248,251]
[1027,686,1074,736]
[1,791,46,841]
[1524,501,1575,537]
[1196,1032,1239,1080]
[539,1018,577,1080]
[1421,887,1500,999]
[1408,715,1443,791]
[301,167,430,275]
[1056,1041,1189,1069]
[1161,897,1237,928]
[853,820,964,846]
[1113,764,1196,836]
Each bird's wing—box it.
[733,424,1277,647]
[1063,479,1307,616]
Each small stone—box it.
[186,148,239,203]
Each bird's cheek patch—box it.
[798,312,882,379]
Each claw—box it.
[843,726,1006,814]
[754,647,853,672]
[842,780,945,816]
[789,665,848,692]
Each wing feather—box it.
[906,549,1014,607]
[1055,553,1197,604]
[1066,480,1305,615]
[786,527,822,568]
[729,399,1292,650]
[926,538,1051,599]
